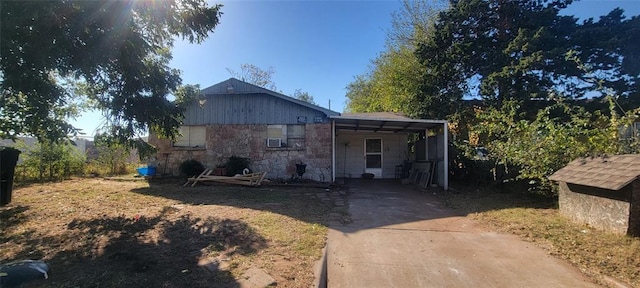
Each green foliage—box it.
[0,0,222,143]
[415,0,639,111]
[93,134,135,176]
[179,159,205,177]
[16,140,86,181]
[293,89,316,104]
[346,0,640,194]
[472,97,639,193]
[345,0,443,117]
[174,84,203,107]
[223,156,250,176]
[345,46,425,117]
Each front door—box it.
[364,138,382,178]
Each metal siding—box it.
[188,93,326,125]
[200,78,339,117]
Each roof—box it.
[342,112,410,120]
[200,78,339,117]
[549,154,640,190]
[330,114,447,133]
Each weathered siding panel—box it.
[183,93,327,125]
[335,132,408,179]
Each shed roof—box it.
[200,78,339,117]
[549,154,640,190]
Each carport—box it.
[329,113,448,190]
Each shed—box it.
[549,154,640,236]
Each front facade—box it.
[150,78,449,189]
[149,78,338,181]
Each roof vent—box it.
[227,84,234,94]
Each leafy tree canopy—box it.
[345,0,445,118]
[293,89,316,104]
[416,0,640,114]
[0,0,222,143]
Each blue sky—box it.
[71,0,640,137]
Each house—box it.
[149,78,449,189]
[549,154,640,236]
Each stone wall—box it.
[148,123,332,182]
[558,181,635,235]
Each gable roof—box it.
[200,78,339,117]
[549,154,640,190]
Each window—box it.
[287,124,305,149]
[267,124,305,149]
[174,126,206,148]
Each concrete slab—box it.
[239,267,276,288]
[326,180,600,288]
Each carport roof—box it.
[330,113,446,133]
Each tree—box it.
[226,64,277,91]
[345,0,445,117]
[17,140,86,181]
[0,0,222,143]
[93,134,133,176]
[415,0,639,113]
[293,89,316,104]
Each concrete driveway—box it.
[326,180,600,288]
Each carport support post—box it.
[424,129,429,162]
[443,121,448,190]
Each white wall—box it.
[335,132,408,179]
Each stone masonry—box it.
[149,123,332,182]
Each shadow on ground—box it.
[135,179,345,225]
[442,181,557,213]
[137,178,555,234]
[1,177,554,287]
[326,178,556,233]
[1,205,265,287]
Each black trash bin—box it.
[1,147,21,206]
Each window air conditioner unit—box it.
[267,138,282,148]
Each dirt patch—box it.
[1,178,348,287]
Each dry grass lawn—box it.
[1,178,347,287]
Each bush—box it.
[179,159,205,177]
[15,140,86,181]
[223,156,250,176]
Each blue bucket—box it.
[136,166,156,176]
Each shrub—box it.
[93,136,134,176]
[224,156,250,176]
[179,159,205,177]
[15,140,86,181]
